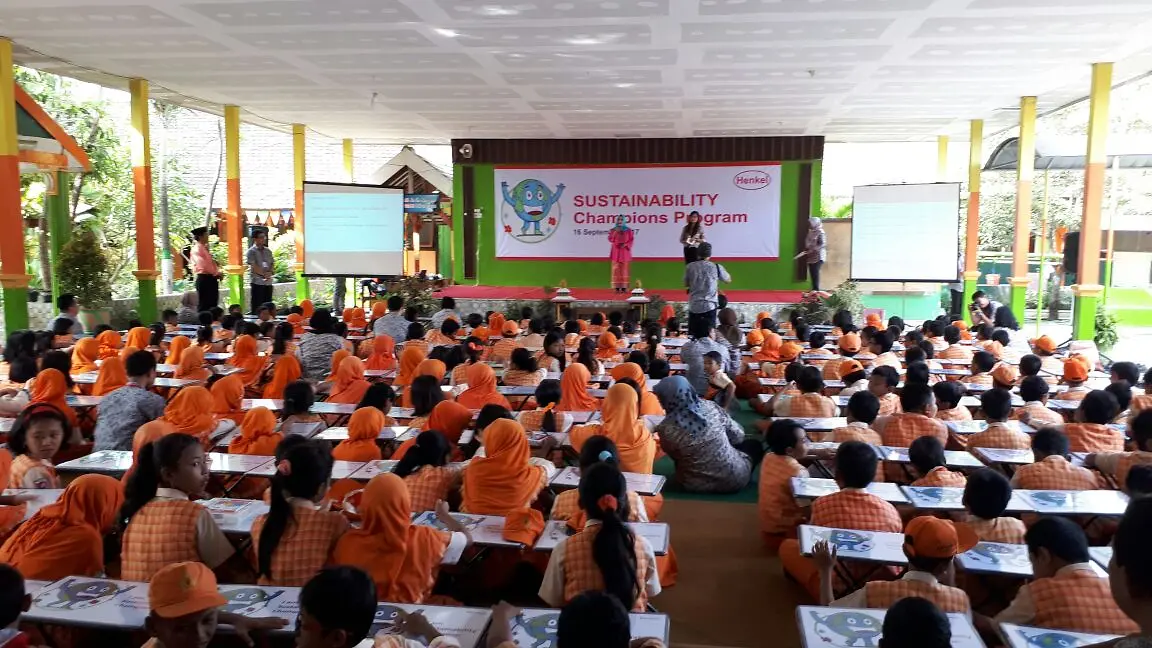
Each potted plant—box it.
[56,228,113,332]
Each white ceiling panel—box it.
[4,0,1152,143]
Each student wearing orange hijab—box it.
[0,473,123,580]
[137,385,226,447]
[175,345,213,382]
[555,363,601,412]
[391,400,473,461]
[657,305,675,326]
[70,338,100,374]
[299,299,315,318]
[365,334,397,371]
[323,349,351,383]
[461,419,551,515]
[333,407,385,462]
[370,301,387,321]
[29,369,79,432]
[394,346,427,388]
[596,331,623,363]
[228,406,282,456]
[348,307,367,330]
[609,362,663,416]
[401,359,447,408]
[95,329,123,360]
[571,383,657,474]
[333,474,473,603]
[211,374,246,425]
[487,313,506,341]
[166,334,191,365]
[91,355,128,396]
[754,331,783,363]
[262,354,301,400]
[125,326,151,352]
[328,356,371,405]
[456,364,511,410]
[229,335,267,388]
[0,450,27,538]
[286,312,305,335]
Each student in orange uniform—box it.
[556,363,602,412]
[1012,375,1064,426]
[1031,390,1125,453]
[333,407,385,463]
[487,321,520,364]
[333,474,472,603]
[992,363,1019,390]
[460,419,551,515]
[569,383,656,474]
[836,359,868,398]
[95,329,122,360]
[938,325,974,360]
[961,469,1025,544]
[120,433,236,581]
[960,351,996,386]
[1011,428,1098,491]
[994,516,1139,635]
[967,389,1031,450]
[454,363,509,410]
[70,338,100,374]
[137,386,231,449]
[759,419,811,547]
[327,356,371,405]
[815,516,976,615]
[229,335,268,390]
[780,441,902,598]
[251,440,348,586]
[0,473,123,580]
[609,362,663,416]
[552,437,649,529]
[393,431,463,513]
[27,369,79,438]
[175,347,212,383]
[1060,355,1094,401]
[165,334,191,366]
[209,373,245,425]
[1085,409,1152,493]
[595,331,624,364]
[868,365,902,416]
[227,406,282,456]
[909,436,967,487]
[539,463,661,611]
[830,392,882,444]
[822,333,863,381]
[874,383,947,447]
[7,403,67,489]
[868,331,901,370]
[1102,497,1152,646]
[262,354,302,401]
[772,365,838,418]
[932,380,972,422]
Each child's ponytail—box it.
[257,441,334,579]
[394,431,450,478]
[120,433,200,530]
[578,463,639,609]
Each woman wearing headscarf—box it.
[30,369,78,432]
[299,299,315,319]
[91,355,128,397]
[136,385,223,447]
[333,473,471,603]
[400,359,447,408]
[802,216,827,292]
[460,419,551,515]
[166,335,191,366]
[211,374,246,425]
[608,215,634,293]
[95,330,122,361]
[125,327,151,353]
[595,331,623,363]
[175,346,212,382]
[328,356,371,405]
[0,474,123,580]
[229,335,267,388]
[652,376,756,493]
[364,334,396,371]
[333,407,385,462]
[394,346,427,389]
[570,383,656,474]
[70,338,100,375]
[455,364,510,410]
[391,400,472,462]
[609,362,663,416]
[262,355,301,400]
[555,363,600,413]
[228,406,282,456]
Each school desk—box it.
[505,608,670,646]
[364,369,395,381]
[206,452,275,476]
[411,510,521,548]
[198,497,271,535]
[3,488,63,521]
[798,524,907,568]
[945,420,1036,436]
[517,409,598,426]
[605,361,688,372]
[1090,546,1113,573]
[901,486,1033,513]
[239,399,357,417]
[1013,489,1130,517]
[771,417,850,433]
[56,450,134,475]
[970,447,1036,466]
[63,394,102,410]
[760,378,849,390]
[790,477,909,505]
[797,605,984,648]
[245,458,366,480]
[0,419,12,433]
[930,368,975,378]
[549,466,666,497]
[876,446,985,470]
[959,542,1107,581]
[155,364,243,377]
[533,519,670,556]
[314,425,412,443]
[999,624,1118,648]
[203,352,234,363]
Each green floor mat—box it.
[654,400,762,504]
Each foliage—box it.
[270,235,298,283]
[820,201,853,219]
[56,228,112,309]
[1095,303,1119,352]
[782,280,863,325]
[383,276,437,318]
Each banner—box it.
[404,194,440,213]
[494,163,781,260]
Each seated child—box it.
[1107,382,1133,424]
[161,309,179,332]
[868,331,901,371]
[815,516,975,615]
[0,564,30,648]
[1035,390,1125,453]
[879,597,953,648]
[488,594,666,648]
[648,358,670,380]
[909,436,967,487]
[967,389,1030,450]
[1011,428,1097,491]
[838,359,868,397]
[1012,375,1064,426]
[961,469,1025,544]
[960,351,996,386]
[1130,366,1152,420]
[994,517,1139,635]
[1060,356,1093,401]
[1127,464,1152,499]
[758,420,812,545]
[905,361,931,386]
[874,383,947,448]
[992,364,1019,390]
[831,391,882,444]
[703,350,734,409]
[939,325,974,360]
[6,403,67,489]
[771,366,837,418]
[553,436,648,527]
[1093,497,1152,646]
[933,380,972,422]
[394,431,465,513]
[1086,409,1152,492]
[869,366,902,416]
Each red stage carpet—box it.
[437,285,804,303]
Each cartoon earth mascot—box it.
[501,179,565,237]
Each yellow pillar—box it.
[937,135,949,181]
[293,125,309,301]
[0,39,30,332]
[129,79,159,322]
[1008,96,1037,322]
[342,139,354,183]
[223,106,244,306]
[1072,63,1113,340]
[962,120,983,324]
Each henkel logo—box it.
[734,170,771,190]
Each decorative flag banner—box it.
[494,163,782,260]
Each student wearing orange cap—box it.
[143,561,285,648]
[822,333,862,381]
[488,321,522,364]
[1059,355,1093,401]
[991,363,1019,390]
[1028,335,1066,377]
[815,516,976,615]
[864,313,883,329]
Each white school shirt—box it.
[154,487,235,568]
[538,518,661,608]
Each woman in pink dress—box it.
[608,216,634,293]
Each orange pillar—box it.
[1072,63,1113,340]
[130,79,159,322]
[0,39,29,332]
[293,124,309,301]
[962,120,983,324]
[224,105,244,306]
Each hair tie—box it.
[541,403,555,412]
[598,450,615,463]
[276,459,292,476]
[597,494,618,512]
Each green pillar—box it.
[45,171,71,300]
[2,287,28,333]
[137,277,158,323]
[962,272,980,325]
[1071,286,1101,341]
[1008,278,1028,324]
[227,272,245,308]
[295,265,310,303]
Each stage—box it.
[436,285,805,303]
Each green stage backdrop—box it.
[452,161,820,292]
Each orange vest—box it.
[121,499,201,581]
[251,506,348,586]
[561,525,652,611]
[1030,569,1139,635]
[865,578,970,613]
